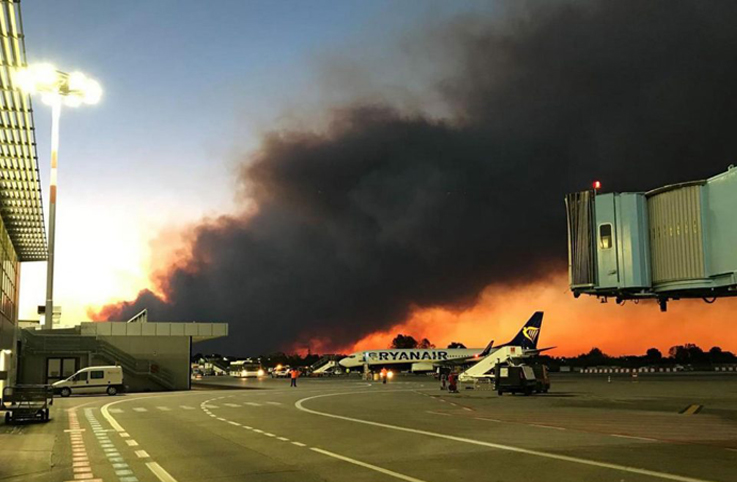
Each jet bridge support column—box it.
[363,363,370,381]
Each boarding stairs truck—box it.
[458,346,527,383]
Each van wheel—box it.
[60,388,71,398]
[106,386,117,396]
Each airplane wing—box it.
[522,346,556,356]
[435,340,494,366]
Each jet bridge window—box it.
[599,223,613,249]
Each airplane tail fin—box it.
[499,312,543,350]
[479,340,494,357]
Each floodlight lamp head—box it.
[14,64,102,106]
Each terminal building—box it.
[565,166,737,310]
[0,1,227,396]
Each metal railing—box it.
[21,329,175,390]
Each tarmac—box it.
[0,372,735,482]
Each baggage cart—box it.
[2,385,53,424]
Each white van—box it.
[52,366,124,397]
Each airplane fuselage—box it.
[339,348,483,368]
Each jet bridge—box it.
[565,165,737,310]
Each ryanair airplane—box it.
[339,312,545,373]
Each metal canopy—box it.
[0,0,47,261]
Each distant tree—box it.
[447,342,467,349]
[418,338,435,349]
[668,344,706,364]
[645,348,662,361]
[391,334,419,349]
[579,347,609,365]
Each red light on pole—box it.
[593,180,601,191]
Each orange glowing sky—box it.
[342,273,737,357]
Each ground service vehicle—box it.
[272,366,291,378]
[2,385,53,423]
[494,363,538,396]
[234,363,265,378]
[52,366,124,397]
[532,364,550,393]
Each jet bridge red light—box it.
[593,180,601,190]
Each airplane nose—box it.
[339,358,349,367]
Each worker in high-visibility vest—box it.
[290,368,299,387]
[380,367,388,384]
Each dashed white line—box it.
[156,407,171,412]
[277,437,289,441]
[475,417,502,423]
[224,403,241,407]
[263,432,276,437]
[132,407,148,413]
[610,434,657,442]
[244,402,262,407]
[135,450,150,459]
[291,441,306,447]
[126,440,139,447]
[146,461,178,482]
[180,406,195,410]
[529,424,567,431]
[228,421,241,426]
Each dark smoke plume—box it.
[96,1,737,354]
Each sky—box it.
[17,1,737,357]
[18,0,494,322]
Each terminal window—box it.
[599,224,613,249]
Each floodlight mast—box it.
[14,64,101,330]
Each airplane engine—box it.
[411,363,434,372]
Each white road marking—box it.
[295,392,715,482]
[475,417,502,423]
[463,408,473,412]
[120,432,130,438]
[146,461,179,482]
[156,407,171,411]
[253,429,263,433]
[291,441,306,447]
[135,450,150,458]
[132,408,148,413]
[310,447,428,482]
[264,432,276,437]
[126,440,139,447]
[203,404,219,409]
[108,408,124,414]
[244,402,262,407]
[611,434,657,442]
[224,403,241,407]
[228,421,241,426]
[529,424,567,431]
[425,410,451,416]
[277,437,289,441]
[180,406,195,410]
[265,401,282,406]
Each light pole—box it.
[14,64,101,330]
